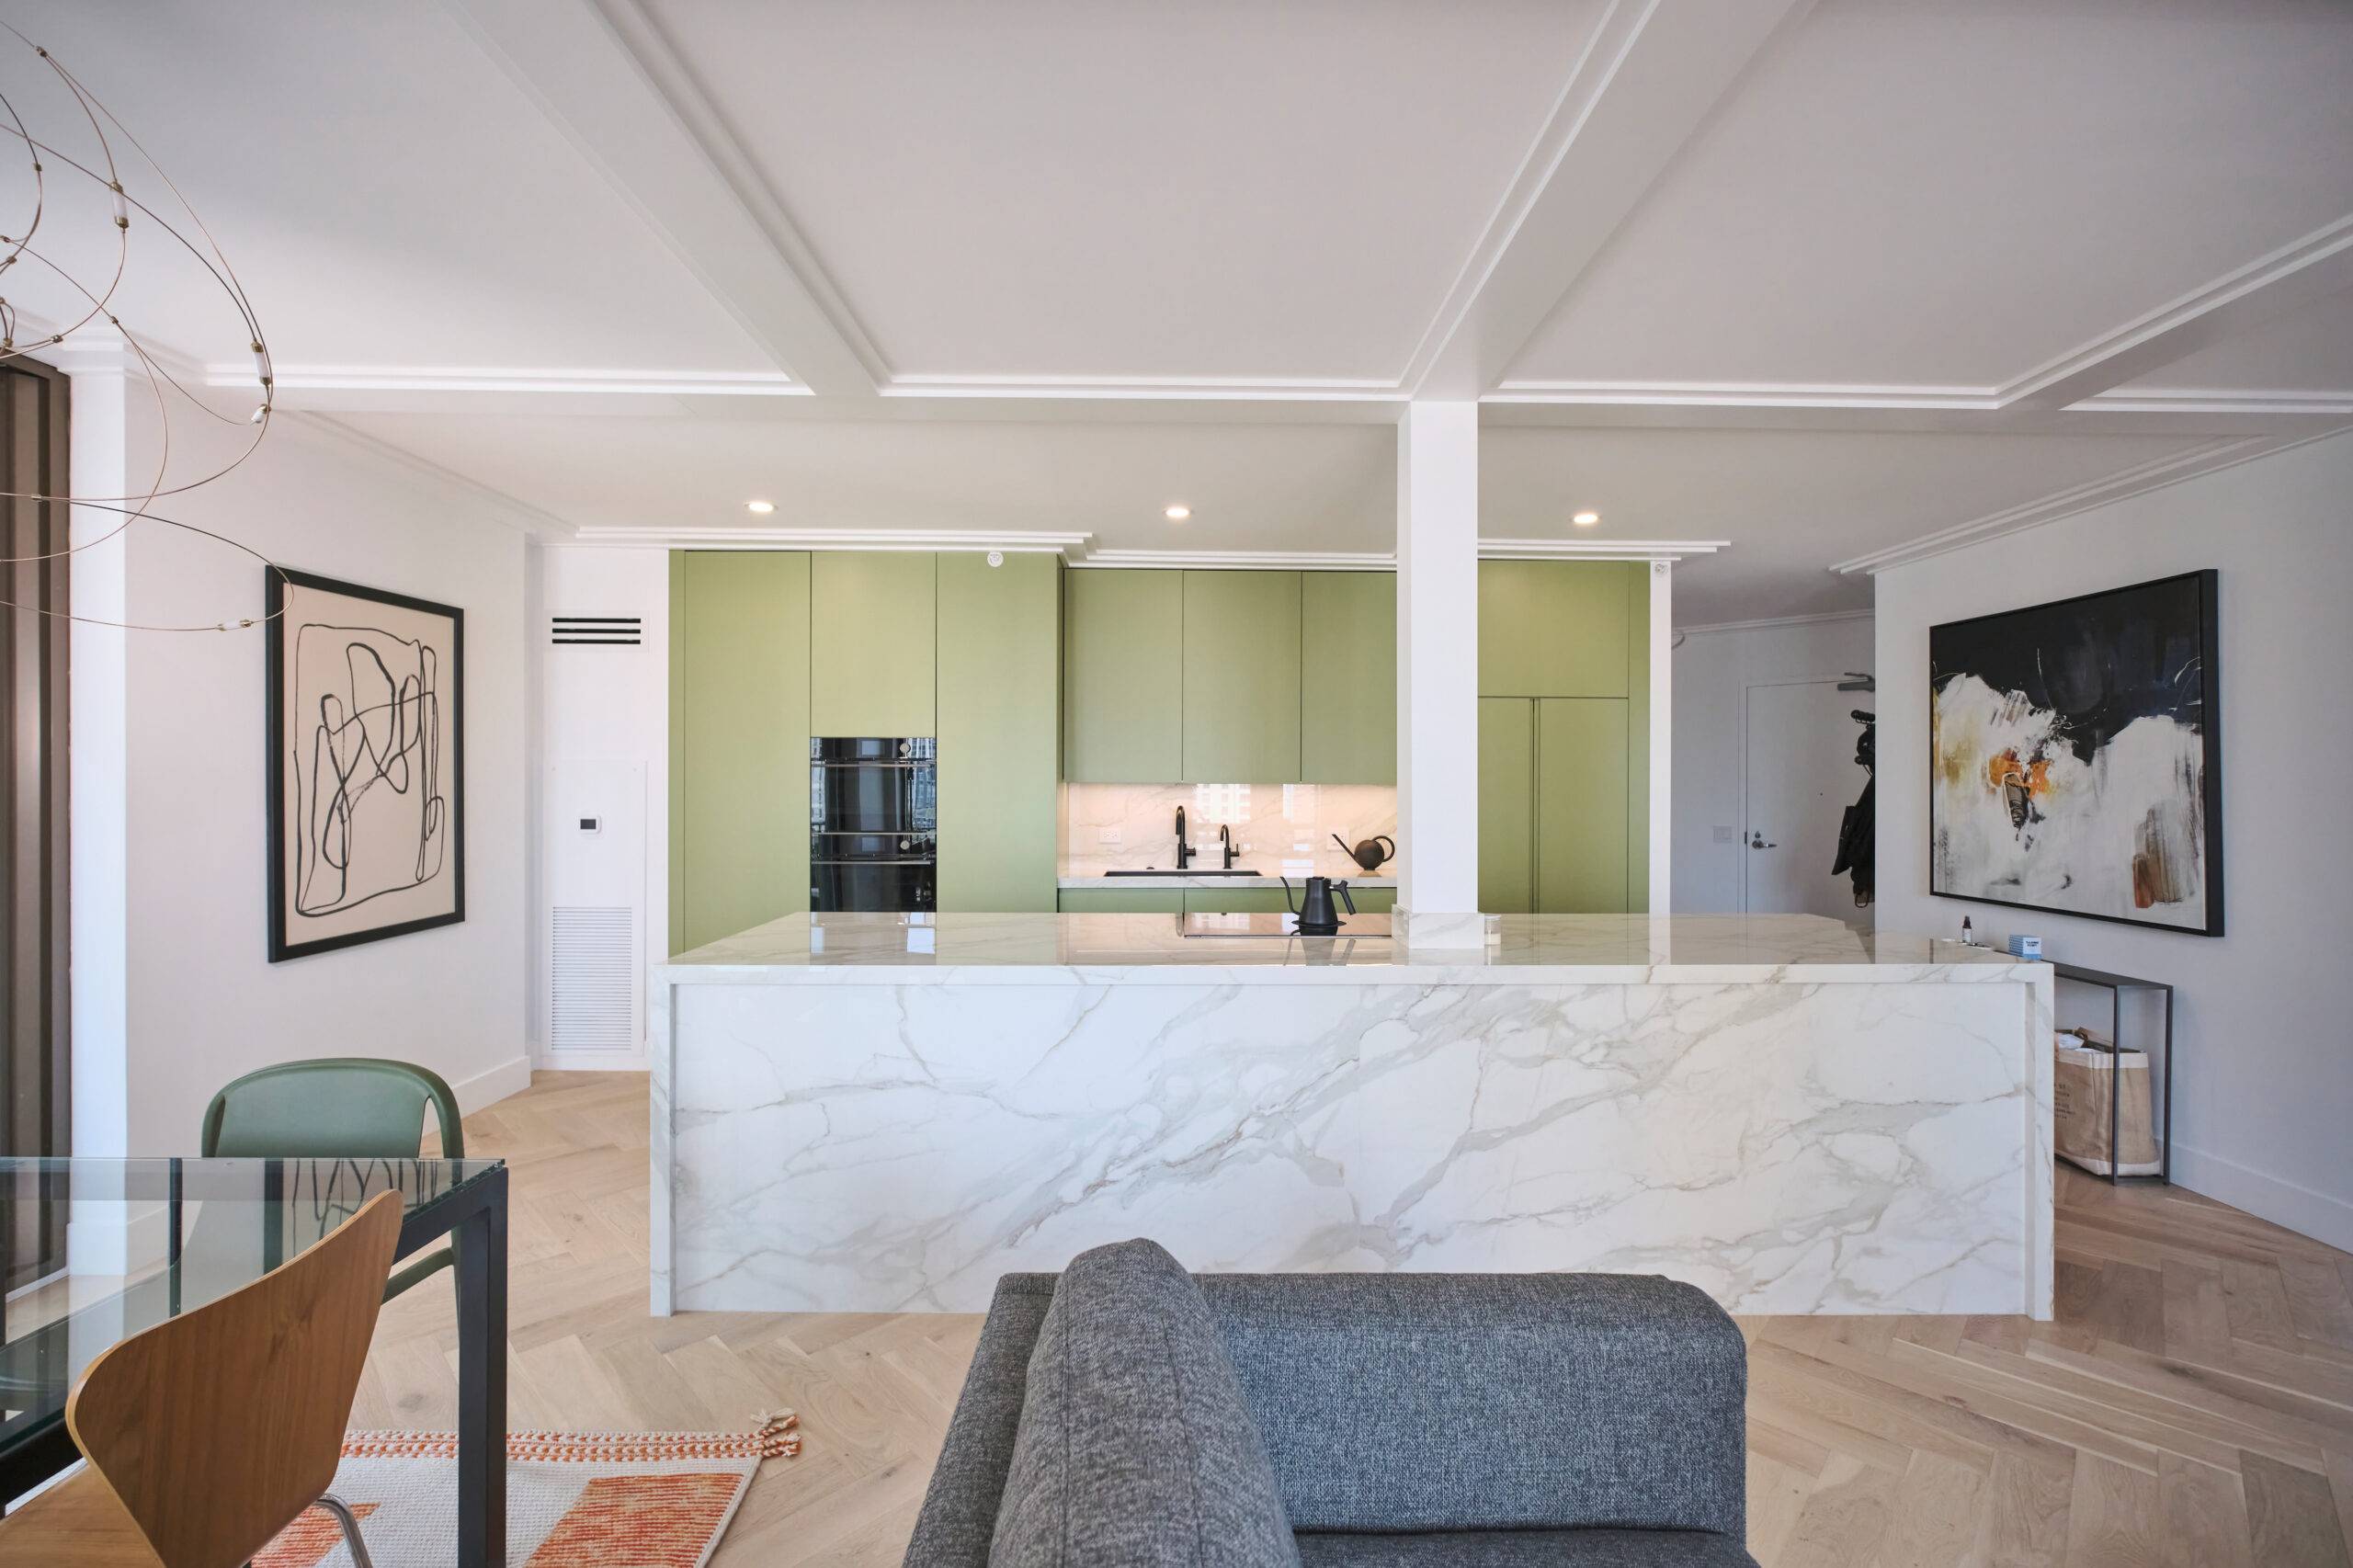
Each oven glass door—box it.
[812,859,935,913]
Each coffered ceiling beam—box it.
[446,0,883,395]
[2000,213,2353,410]
[1403,0,1815,401]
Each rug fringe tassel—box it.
[754,1409,803,1459]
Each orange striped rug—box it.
[256,1416,800,1568]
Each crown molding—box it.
[280,414,577,538]
[1677,607,1871,635]
[568,526,1095,557]
[1072,549,1395,571]
[880,373,1404,403]
[1829,428,2349,575]
[218,365,804,398]
[1480,537,1725,561]
[1488,380,1997,410]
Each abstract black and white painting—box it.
[266,567,464,960]
[1929,571,2221,935]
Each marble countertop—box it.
[658,912,2046,987]
[1057,872,1399,890]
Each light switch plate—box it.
[1712,825,1737,843]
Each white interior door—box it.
[1744,680,1871,923]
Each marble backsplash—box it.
[1063,782,1398,878]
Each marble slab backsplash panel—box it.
[1063,782,1398,877]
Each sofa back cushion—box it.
[1202,1272,1747,1537]
[989,1240,1301,1568]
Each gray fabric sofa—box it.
[906,1244,1757,1567]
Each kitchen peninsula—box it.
[650,913,2052,1320]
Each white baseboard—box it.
[534,1047,649,1074]
[449,1052,535,1117]
[2170,1142,2353,1254]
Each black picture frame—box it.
[1927,569,2222,937]
[266,566,466,961]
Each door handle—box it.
[1749,832,1777,849]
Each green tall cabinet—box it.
[1301,572,1395,784]
[938,553,1060,911]
[810,551,937,736]
[1182,571,1302,783]
[670,551,812,952]
[1063,570,1182,781]
[1476,561,1650,914]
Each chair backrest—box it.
[66,1189,404,1568]
[201,1057,463,1159]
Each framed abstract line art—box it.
[1929,570,2221,935]
[266,567,465,961]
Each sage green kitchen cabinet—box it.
[1478,698,1535,915]
[1182,571,1302,783]
[1059,888,1184,914]
[810,551,937,736]
[1477,560,1635,698]
[670,551,811,952]
[1537,698,1631,914]
[1347,888,1397,915]
[1063,570,1183,781]
[938,552,1060,911]
[1301,571,1395,784]
[1182,887,1290,915]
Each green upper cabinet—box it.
[1536,698,1630,913]
[1063,570,1182,782]
[671,551,812,953]
[1478,698,1535,915]
[1301,572,1395,784]
[937,553,1060,912]
[810,552,936,736]
[1182,571,1302,783]
[1478,560,1633,698]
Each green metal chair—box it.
[200,1057,466,1302]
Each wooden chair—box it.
[0,1189,403,1567]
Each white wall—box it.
[71,376,534,1153]
[1876,430,2353,1250]
[1672,614,1874,915]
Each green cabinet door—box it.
[1182,571,1302,783]
[1478,698,1535,914]
[1478,561,1632,698]
[1183,887,1292,915]
[1059,888,1185,914]
[1063,571,1183,781]
[1537,698,1630,913]
[938,553,1059,911]
[1347,888,1397,914]
[671,551,812,952]
[810,552,937,736]
[1301,572,1395,784]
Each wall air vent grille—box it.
[551,616,642,646]
[551,905,636,1051]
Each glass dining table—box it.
[1,1155,509,1565]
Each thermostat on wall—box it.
[577,816,601,835]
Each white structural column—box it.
[1395,402,1484,947]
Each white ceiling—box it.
[14,0,2353,622]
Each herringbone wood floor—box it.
[358,1072,2353,1566]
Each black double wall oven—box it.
[811,737,936,912]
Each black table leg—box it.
[454,1166,508,1567]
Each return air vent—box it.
[551,616,641,646]
[551,905,636,1051]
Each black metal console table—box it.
[2050,961,2173,1186]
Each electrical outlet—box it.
[1098,826,1122,846]
[1712,825,1737,844]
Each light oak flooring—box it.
[358,1071,2353,1567]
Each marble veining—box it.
[651,914,2053,1321]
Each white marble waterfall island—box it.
[651,913,2052,1319]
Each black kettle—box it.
[1282,876,1356,937]
[1331,833,1395,873]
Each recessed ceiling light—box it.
[745,498,776,515]
[1165,504,1191,521]
[1571,510,1600,527]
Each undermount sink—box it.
[1102,868,1263,877]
